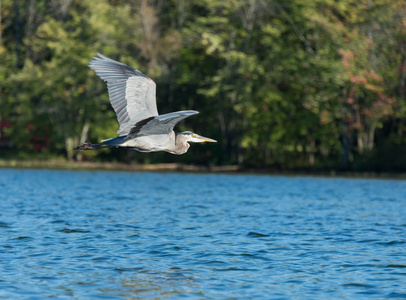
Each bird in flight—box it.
[75,53,216,155]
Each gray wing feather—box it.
[129,110,199,137]
[88,53,158,135]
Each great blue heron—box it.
[75,53,216,155]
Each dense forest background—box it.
[1,0,406,171]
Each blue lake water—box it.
[0,169,405,299]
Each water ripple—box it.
[0,169,405,299]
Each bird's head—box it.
[179,131,217,143]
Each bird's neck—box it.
[174,134,190,155]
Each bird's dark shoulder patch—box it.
[129,116,155,135]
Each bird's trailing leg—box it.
[74,142,111,150]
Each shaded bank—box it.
[1,159,405,179]
[0,159,239,173]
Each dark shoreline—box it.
[0,159,239,172]
[1,159,405,179]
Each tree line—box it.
[1,0,405,171]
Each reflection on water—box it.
[0,169,406,299]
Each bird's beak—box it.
[196,134,217,143]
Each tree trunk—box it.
[341,89,351,166]
[140,0,158,71]
[13,0,22,69]
[65,136,77,162]
[367,122,376,150]
[75,118,90,161]
[308,138,315,166]
[396,55,406,136]
[0,0,2,48]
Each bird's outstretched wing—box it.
[129,110,199,137]
[88,53,158,135]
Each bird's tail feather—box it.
[74,143,110,150]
